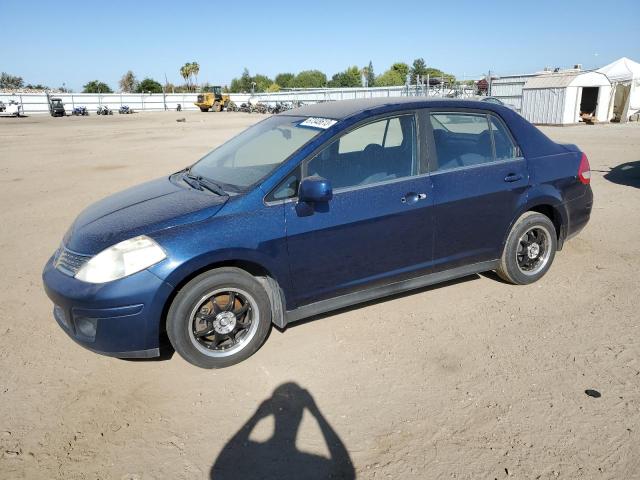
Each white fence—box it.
[0,92,199,114]
[1,85,475,115]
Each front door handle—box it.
[504,173,523,183]
[401,192,427,204]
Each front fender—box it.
[151,246,289,292]
[146,204,291,312]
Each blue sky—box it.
[2,0,639,91]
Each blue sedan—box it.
[43,98,593,368]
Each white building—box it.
[597,57,640,122]
[489,73,541,112]
[521,71,611,125]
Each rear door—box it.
[278,113,435,307]
[426,110,529,270]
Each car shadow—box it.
[480,270,511,284]
[603,161,640,189]
[210,382,355,480]
[286,273,481,329]
[124,273,484,363]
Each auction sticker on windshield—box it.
[299,117,337,129]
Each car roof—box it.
[281,97,509,120]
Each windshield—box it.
[190,116,324,189]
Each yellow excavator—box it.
[194,86,230,112]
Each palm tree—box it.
[190,62,200,91]
[180,64,190,91]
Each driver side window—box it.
[306,115,417,190]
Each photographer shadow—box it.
[210,382,355,480]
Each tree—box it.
[291,70,327,88]
[119,70,137,92]
[180,64,190,89]
[190,62,200,89]
[136,77,163,93]
[25,83,48,90]
[275,73,294,89]
[363,61,375,88]
[179,62,199,91]
[424,67,455,83]
[375,69,404,86]
[252,74,273,92]
[391,62,410,81]
[0,72,24,89]
[266,83,281,92]
[411,58,428,83]
[328,66,362,88]
[82,80,112,93]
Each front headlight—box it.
[75,235,166,284]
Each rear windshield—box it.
[190,116,323,189]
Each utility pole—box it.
[488,69,492,96]
[163,73,169,111]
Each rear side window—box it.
[429,112,518,171]
[490,116,519,160]
[306,115,417,190]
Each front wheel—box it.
[167,268,272,368]
[496,212,557,285]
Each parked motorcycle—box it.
[72,106,89,116]
[253,102,268,114]
[119,105,133,114]
[238,102,253,113]
[268,102,288,114]
[176,104,182,112]
[96,105,113,115]
[226,101,238,112]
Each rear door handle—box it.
[401,192,427,204]
[504,173,523,183]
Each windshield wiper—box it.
[183,171,228,196]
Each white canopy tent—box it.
[597,57,640,122]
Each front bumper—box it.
[42,256,174,358]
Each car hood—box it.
[64,176,229,254]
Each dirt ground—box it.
[1,111,639,479]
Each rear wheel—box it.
[199,107,209,112]
[496,212,557,285]
[167,268,272,368]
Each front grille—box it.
[54,247,91,276]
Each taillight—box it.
[578,153,591,185]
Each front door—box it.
[283,113,435,308]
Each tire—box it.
[199,107,209,112]
[167,267,272,368]
[496,211,557,285]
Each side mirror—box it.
[298,176,333,203]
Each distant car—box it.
[480,96,519,111]
[481,96,505,105]
[49,98,65,117]
[43,98,593,368]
